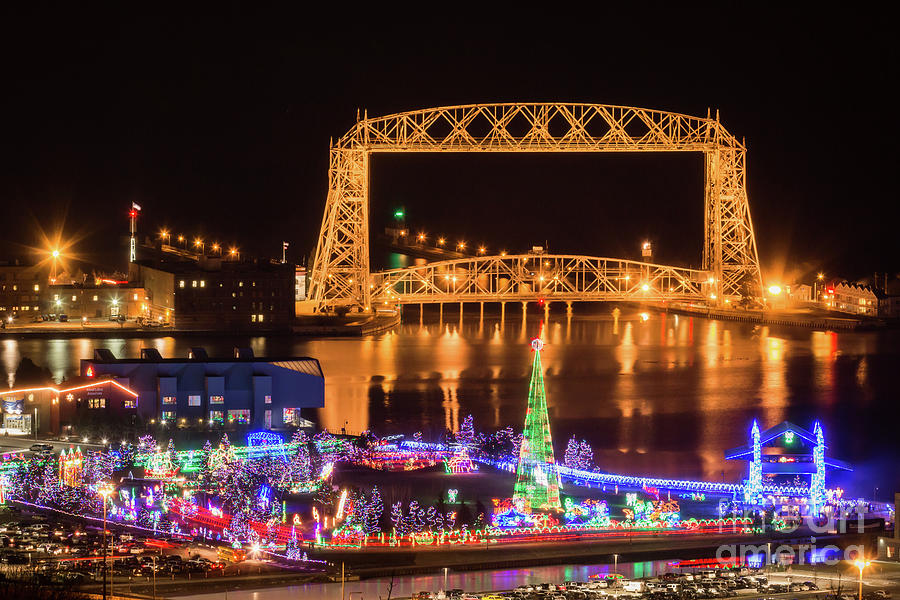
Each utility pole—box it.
[282,241,289,264]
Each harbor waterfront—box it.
[2,308,896,495]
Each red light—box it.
[827,288,834,294]
[129,210,137,218]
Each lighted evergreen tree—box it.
[457,415,474,447]
[365,486,383,535]
[578,440,593,469]
[564,436,580,468]
[513,330,562,511]
[390,502,406,535]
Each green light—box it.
[393,209,405,220]
[513,336,562,511]
[784,431,794,444]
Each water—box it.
[3,308,898,495]
[173,558,671,599]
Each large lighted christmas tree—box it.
[513,329,562,511]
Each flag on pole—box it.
[132,202,142,211]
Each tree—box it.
[390,502,406,535]
[457,415,474,447]
[365,486,384,535]
[405,500,421,533]
[13,357,52,386]
[564,436,580,468]
[577,439,593,469]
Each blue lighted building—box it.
[80,347,323,430]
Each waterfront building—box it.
[80,347,323,430]
[129,257,294,331]
[0,376,138,435]
[833,282,879,317]
[0,260,44,320]
[45,281,152,321]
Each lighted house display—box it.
[725,420,851,513]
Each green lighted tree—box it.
[513,332,562,511]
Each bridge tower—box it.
[309,104,763,312]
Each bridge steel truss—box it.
[371,254,709,305]
[309,103,763,311]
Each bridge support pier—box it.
[500,302,506,321]
[479,302,484,320]
[439,303,443,323]
[521,301,528,317]
[544,302,550,322]
[419,303,424,324]
[566,301,573,316]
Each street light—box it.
[437,237,445,247]
[159,230,170,243]
[854,559,870,600]
[457,242,466,251]
[49,248,61,282]
[478,246,486,254]
[98,483,116,600]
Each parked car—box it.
[30,442,54,452]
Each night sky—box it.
[1,8,896,282]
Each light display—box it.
[744,420,763,504]
[444,451,477,474]
[513,332,562,511]
[809,421,826,513]
[563,497,610,527]
[59,447,83,487]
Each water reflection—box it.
[3,309,897,493]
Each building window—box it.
[33,284,39,292]
[188,395,201,406]
[265,410,272,429]
[251,314,257,323]
[162,395,176,405]
[209,410,224,425]
[258,314,264,323]
[93,295,98,301]
[264,395,271,404]
[227,409,251,425]
[161,410,176,421]
[192,280,197,288]
[283,407,299,425]
[124,399,137,409]
[179,280,185,288]
[200,280,206,288]
[209,395,224,404]
[72,295,77,302]
[88,398,106,409]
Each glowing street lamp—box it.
[98,483,116,600]
[211,243,220,254]
[478,246,486,255]
[854,559,870,600]
[49,248,61,282]
[437,237,445,247]
[768,285,782,296]
[457,242,466,251]
[194,238,204,254]
[159,230,170,243]
[417,233,426,242]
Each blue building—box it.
[80,347,323,430]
